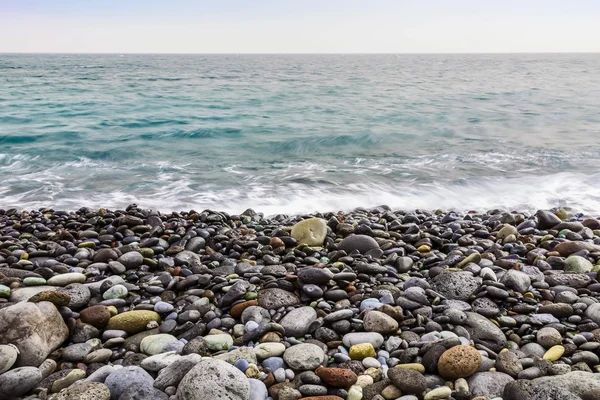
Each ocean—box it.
[1,53,599,215]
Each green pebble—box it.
[140,248,154,258]
[0,285,10,297]
[319,257,330,264]
[23,277,47,286]
[167,234,181,244]
[78,241,96,248]
[143,258,158,268]
[254,225,264,232]
[244,292,257,300]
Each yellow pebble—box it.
[524,292,535,299]
[20,253,29,260]
[349,343,376,360]
[417,245,431,253]
[543,345,565,361]
[394,363,425,373]
[363,367,381,382]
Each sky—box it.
[1,0,599,53]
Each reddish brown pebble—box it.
[230,300,258,319]
[79,305,112,328]
[437,345,482,379]
[270,237,285,248]
[315,366,358,388]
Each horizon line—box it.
[2,51,600,55]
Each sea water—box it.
[1,53,599,215]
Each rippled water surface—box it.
[1,54,600,214]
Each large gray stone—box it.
[467,372,514,398]
[536,210,562,230]
[500,269,531,293]
[154,354,203,391]
[104,366,154,400]
[0,301,68,367]
[177,359,250,400]
[432,271,482,301]
[257,288,299,310]
[584,303,600,325]
[119,384,168,400]
[283,343,325,371]
[530,371,600,397]
[338,234,380,254]
[463,312,507,352]
[280,307,317,338]
[0,366,43,400]
[0,344,18,374]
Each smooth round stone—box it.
[283,343,325,370]
[61,343,93,362]
[140,352,181,371]
[245,321,260,332]
[348,386,363,400]
[84,348,113,364]
[0,344,19,374]
[204,334,234,351]
[140,334,180,355]
[248,378,268,400]
[349,343,376,360]
[23,277,47,286]
[0,285,9,298]
[359,299,384,312]
[363,311,398,334]
[0,367,43,398]
[565,256,594,273]
[279,306,317,338]
[154,302,174,313]
[290,218,328,246]
[521,343,546,358]
[103,284,128,300]
[362,357,381,368]
[273,368,286,382]
[543,345,565,361]
[255,343,286,359]
[47,273,86,287]
[106,310,161,334]
[343,332,385,348]
[262,357,285,371]
[338,234,380,254]
[537,327,562,348]
[234,359,250,372]
[117,251,144,269]
[424,386,452,400]
[104,366,155,400]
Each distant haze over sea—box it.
[1,53,599,215]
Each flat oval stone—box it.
[342,333,385,348]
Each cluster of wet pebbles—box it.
[1,204,600,400]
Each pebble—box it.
[0,206,599,399]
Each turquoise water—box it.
[1,54,600,214]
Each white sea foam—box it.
[1,169,599,217]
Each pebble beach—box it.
[1,205,600,400]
